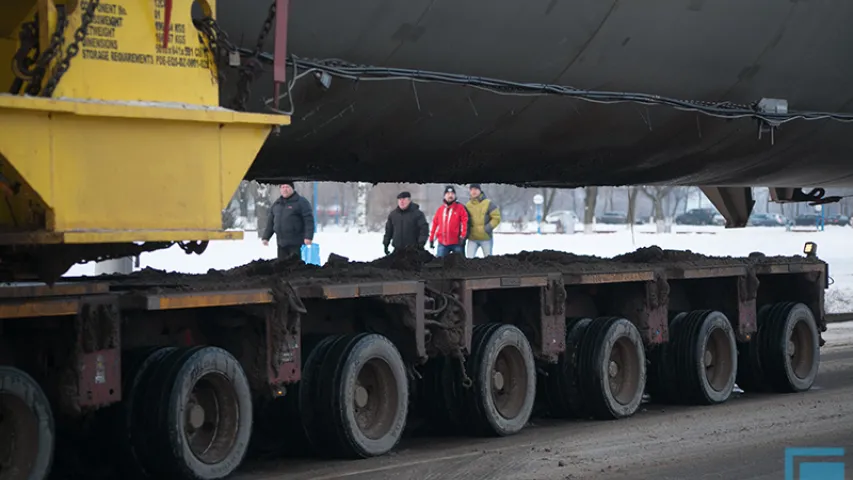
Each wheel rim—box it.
[609,336,641,405]
[183,372,240,465]
[491,345,528,420]
[704,327,734,392]
[353,358,399,440]
[789,319,816,379]
[0,393,39,480]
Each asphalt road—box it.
[236,344,853,480]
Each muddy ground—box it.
[87,246,822,293]
[236,343,853,480]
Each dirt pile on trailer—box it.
[101,245,822,293]
[369,246,436,271]
[612,246,823,268]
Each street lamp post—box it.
[534,194,544,235]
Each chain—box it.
[192,2,275,110]
[193,16,239,84]
[15,10,69,95]
[10,20,38,93]
[230,1,276,111]
[41,0,100,98]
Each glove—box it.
[429,240,435,249]
[384,245,390,255]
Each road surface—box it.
[237,330,853,480]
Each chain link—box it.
[13,10,70,95]
[193,16,240,84]
[41,0,100,98]
[231,1,277,111]
[192,1,276,111]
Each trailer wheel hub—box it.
[354,385,369,409]
[492,371,505,391]
[188,403,206,430]
[609,360,619,378]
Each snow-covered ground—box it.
[65,224,853,313]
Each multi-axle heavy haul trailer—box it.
[0,0,834,478]
[0,247,827,479]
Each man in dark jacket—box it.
[261,182,315,260]
[383,191,429,255]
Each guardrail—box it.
[826,313,853,324]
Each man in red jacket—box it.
[429,185,469,257]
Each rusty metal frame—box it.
[563,270,655,285]
[119,281,423,312]
[272,0,290,107]
[641,278,669,345]
[535,274,566,362]
[75,298,122,409]
[412,282,426,361]
[735,273,758,341]
[265,302,300,385]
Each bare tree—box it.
[485,184,528,217]
[606,187,616,211]
[583,187,598,234]
[641,186,675,233]
[626,187,640,224]
[356,182,371,233]
[541,188,558,218]
[668,187,692,217]
[253,182,273,233]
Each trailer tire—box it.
[760,302,820,393]
[735,305,772,393]
[250,334,331,458]
[465,323,536,436]
[543,318,592,418]
[118,346,176,477]
[314,334,409,458]
[416,357,466,433]
[138,346,253,479]
[0,366,55,480]
[674,311,737,405]
[646,313,685,404]
[577,317,646,420]
[298,335,340,455]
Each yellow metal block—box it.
[47,0,222,105]
[0,0,292,255]
[0,94,289,244]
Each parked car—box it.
[826,214,851,226]
[794,213,822,227]
[545,210,579,224]
[545,210,580,232]
[748,213,789,227]
[596,211,628,224]
[712,214,726,226]
[675,208,718,225]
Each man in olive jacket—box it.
[465,184,501,258]
[261,182,315,260]
[383,191,429,255]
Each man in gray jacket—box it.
[261,182,315,260]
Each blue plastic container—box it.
[301,243,321,266]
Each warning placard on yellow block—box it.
[52,0,221,106]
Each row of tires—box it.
[0,302,819,480]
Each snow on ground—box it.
[823,321,853,350]
[65,224,853,313]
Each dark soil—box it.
[94,245,821,294]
